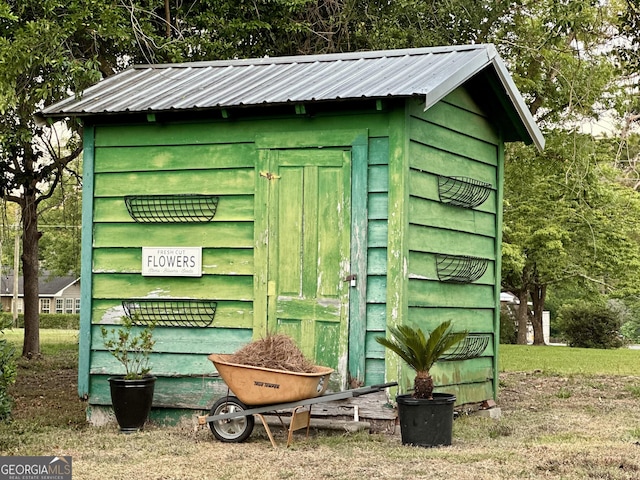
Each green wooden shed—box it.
[40,44,543,425]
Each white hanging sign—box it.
[142,247,202,277]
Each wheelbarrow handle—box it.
[351,381,398,397]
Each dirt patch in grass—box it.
[7,349,86,429]
[4,352,640,479]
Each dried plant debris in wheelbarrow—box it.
[229,334,318,373]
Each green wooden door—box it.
[265,148,351,374]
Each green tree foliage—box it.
[0,0,131,356]
[613,133,640,190]
[616,0,640,99]
[349,0,511,50]
[494,0,618,125]
[503,131,640,344]
[494,0,640,345]
[38,158,82,278]
[499,309,517,345]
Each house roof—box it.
[38,44,544,150]
[0,273,79,297]
[500,292,519,304]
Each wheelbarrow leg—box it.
[255,405,311,448]
[287,406,311,447]
[254,414,278,448]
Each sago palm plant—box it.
[376,320,467,399]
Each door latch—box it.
[260,171,281,181]
[344,274,357,287]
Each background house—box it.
[0,272,80,315]
[40,45,543,426]
[500,291,551,344]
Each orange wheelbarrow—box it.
[198,354,397,447]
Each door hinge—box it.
[260,171,281,181]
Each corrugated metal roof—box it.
[39,44,544,150]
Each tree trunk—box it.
[164,0,171,37]
[414,371,434,399]
[516,289,530,345]
[531,282,547,345]
[21,193,40,357]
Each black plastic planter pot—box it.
[108,376,156,433]
[396,393,456,447]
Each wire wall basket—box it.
[436,254,489,283]
[122,299,217,328]
[124,194,219,223]
[440,333,491,361]
[437,175,492,209]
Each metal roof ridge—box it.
[131,44,494,69]
[423,47,494,109]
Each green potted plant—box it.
[100,315,156,433]
[376,320,467,447]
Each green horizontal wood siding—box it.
[434,382,494,405]
[408,196,496,236]
[431,357,494,386]
[367,221,388,247]
[409,141,497,182]
[408,225,495,257]
[409,120,498,167]
[408,280,495,308]
[408,307,495,332]
[91,351,222,376]
[90,325,253,354]
[403,90,501,405]
[86,111,398,410]
[93,114,390,147]
[408,251,495,285]
[93,143,258,172]
[92,274,253,300]
[364,358,386,385]
[93,223,254,248]
[88,122,260,410]
[91,300,253,329]
[82,92,506,412]
[94,195,254,223]
[93,248,254,276]
[366,304,386,330]
[89,375,229,409]
[94,169,254,196]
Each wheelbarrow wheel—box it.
[209,396,255,443]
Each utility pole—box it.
[12,211,19,327]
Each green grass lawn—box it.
[3,330,640,480]
[3,328,78,356]
[499,343,640,376]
